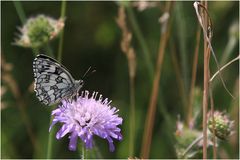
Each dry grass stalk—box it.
[140,1,173,158]
[202,2,210,158]
[210,55,240,82]
[193,2,212,158]
[116,6,136,156]
[116,6,136,79]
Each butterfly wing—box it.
[33,54,76,105]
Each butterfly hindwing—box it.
[33,54,77,105]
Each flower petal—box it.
[56,124,73,139]
[69,131,78,151]
[107,137,115,152]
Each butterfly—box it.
[33,54,84,105]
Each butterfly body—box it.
[33,54,83,105]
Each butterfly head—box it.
[75,80,84,92]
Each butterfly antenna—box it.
[82,66,96,80]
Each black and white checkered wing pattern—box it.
[33,54,76,105]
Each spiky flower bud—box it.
[14,15,64,48]
[208,111,234,140]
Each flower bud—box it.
[208,111,234,140]
[14,15,65,48]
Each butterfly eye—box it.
[80,80,84,86]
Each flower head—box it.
[49,91,123,152]
[14,15,64,48]
[208,111,234,140]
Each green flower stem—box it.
[57,0,67,62]
[45,43,54,58]
[93,140,102,158]
[81,143,85,159]
[129,77,135,156]
[13,1,26,24]
[47,114,55,159]
[47,1,66,158]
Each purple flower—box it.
[49,91,123,152]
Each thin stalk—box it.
[77,142,85,159]
[126,6,154,80]
[202,7,210,157]
[202,45,210,159]
[194,2,234,99]
[182,134,203,157]
[47,116,55,159]
[141,2,172,158]
[210,55,240,82]
[116,6,136,156]
[13,1,26,24]
[129,77,135,156]
[81,144,85,159]
[47,1,66,158]
[220,26,238,66]
[57,0,67,62]
[194,2,209,158]
[187,26,201,127]
[93,140,102,158]
[45,43,54,58]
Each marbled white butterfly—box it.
[33,54,84,105]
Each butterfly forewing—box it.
[33,54,79,105]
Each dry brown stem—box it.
[140,1,173,158]
[116,6,136,156]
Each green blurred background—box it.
[1,1,239,159]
